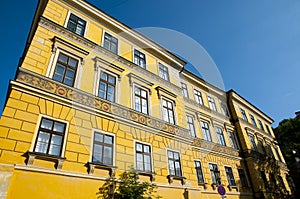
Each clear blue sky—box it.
[1,0,299,126]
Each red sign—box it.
[217,185,226,196]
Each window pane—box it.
[41,119,53,130]
[104,135,113,144]
[168,151,173,158]
[51,134,62,145]
[94,133,103,142]
[136,143,142,152]
[49,144,61,156]
[144,145,150,153]
[53,122,65,133]
[103,146,112,164]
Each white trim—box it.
[133,140,154,173]
[160,96,177,125]
[101,30,120,55]
[165,148,183,176]
[64,10,88,37]
[157,61,170,81]
[131,83,152,116]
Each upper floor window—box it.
[167,150,182,177]
[215,127,226,146]
[249,134,258,151]
[266,143,274,158]
[181,83,189,98]
[228,131,239,149]
[278,175,286,190]
[195,161,204,183]
[209,163,219,184]
[225,166,236,186]
[67,13,86,36]
[134,49,146,69]
[258,119,265,131]
[92,132,114,165]
[162,99,175,124]
[274,146,283,162]
[194,89,203,105]
[53,53,78,87]
[186,115,196,137]
[250,114,257,127]
[258,139,267,155]
[220,102,229,116]
[265,125,272,135]
[201,121,212,142]
[136,142,152,172]
[98,71,116,102]
[240,108,248,122]
[238,169,249,187]
[208,96,217,111]
[134,87,148,114]
[34,117,66,156]
[158,63,169,81]
[103,32,118,54]
[260,171,269,189]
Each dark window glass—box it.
[228,131,239,149]
[266,143,274,158]
[258,140,267,155]
[34,118,66,156]
[158,63,169,81]
[238,169,249,187]
[136,142,152,172]
[208,96,217,111]
[249,135,258,151]
[67,13,86,36]
[194,89,203,105]
[225,166,236,186]
[240,108,248,122]
[181,83,189,98]
[221,103,229,116]
[275,146,283,162]
[278,175,286,190]
[260,171,269,189]
[92,132,114,165]
[250,114,257,127]
[258,119,265,131]
[103,32,118,54]
[162,99,175,124]
[195,161,204,183]
[134,49,146,68]
[216,127,226,146]
[98,72,116,102]
[53,53,78,86]
[134,87,148,114]
[168,150,182,177]
[186,115,196,137]
[209,163,219,184]
[265,125,272,135]
[201,121,212,142]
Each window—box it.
[208,96,217,111]
[195,161,204,183]
[34,117,66,156]
[269,173,277,189]
[53,53,78,86]
[240,108,248,122]
[225,167,236,186]
[278,175,286,190]
[98,71,116,102]
[221,102,229,116]
[265,125,272,135]
[260,171,269,189]
[181,83,189,98]
[228,131,239,149]
[266,143,274,158]
[103,32,118,54]
[209,163,219,184]
[67,13,86,36]
[167,150,182,177]
[258,119,265,131]
[215,127,226,146]
[250,114,257,127]
[136,142,152,172]
[158,63,169,81]
[201,121,212,142]
[134,87,148,114]
[258,139,267,155]
[249,135,258,151]
[186,115,196,137]
[275,146,283,162]
[162,99,175,124]
[194,89,203,105]
[238,169,249,187]
[92,132,114,165]
[134,49,146,69]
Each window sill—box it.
[87,162,117,177]
[137,171,156,181]
[167,175,186,185]
[26,151,66,170]
[198,182,208,190]
[228,185,239,191]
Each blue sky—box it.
[1,0,299,126]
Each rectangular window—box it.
[134,87,148,114]
[209,163,219,184]
[134,49,146,69]
[267,143,274,158]
[181,83,189,98]
[265,125,272,135]
[186,115,196,137]
[162,99,175,124]
[195,161,204,183]
[67,13,86,36]
[208,96,217,111]
[269,173,277,189]
[34,117,66,156]
[136,142,152,172]
[225,166,236,186]
[278,175,286,190]
[240,108,248,122]
[228,131,239,149]
[158,63,169,81]
[221,102,229,116]
[103,32,118,54]
[53,53,78,87]
[258,139,267,155]
[201,121,212,142]
[260,171,269,189]
[250,114,257,127]
[216,127,226,146]
[92,132,114,165]
[249,135,258,151]
[238,169,249,187]
[194,89,203,105]
[98,71,116,102]
[258,119,265,131]
[275,146,283,162]
[168,150,182,177]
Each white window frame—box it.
[158,62,170,81]
[64,11,88,37]
[166,148,183,177]
[186,114,196,137]
[133,48,147,69]
[194,89,203,105]
[208,96,217,111]
[161,97,176,125]
[201,120,213,142]
[101,30,120,54]
[181,82,189,98]
[134,140,153,173]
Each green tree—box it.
[98,168,161,199]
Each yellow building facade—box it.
[0,0,290,198]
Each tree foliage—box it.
[98,168,161,199]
